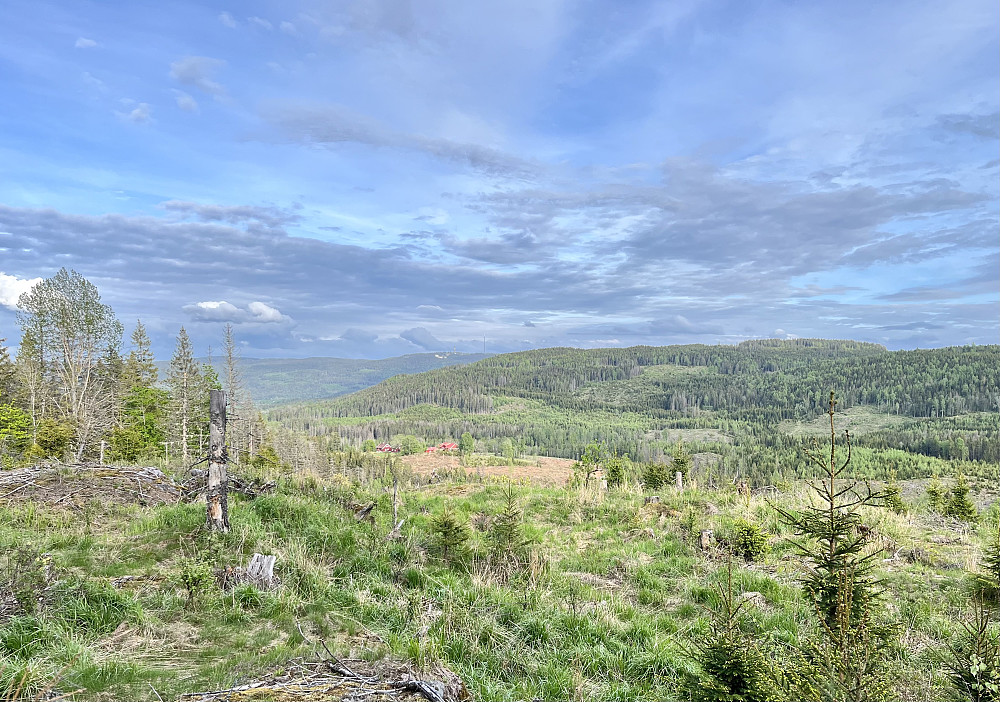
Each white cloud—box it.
[172,90,198,112]
[74,37,98,49]
[183,300,291,324]
[169,56,227,97]
[280,21,297,35]
[246,301,285,323]
[0,271,42,310]
[218,12,237,28]
[124,103,152,123]
[249,16,273,31]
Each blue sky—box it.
[0,0,997,359]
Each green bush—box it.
[642,462,671,490]
[730,520,771,562]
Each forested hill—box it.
[266,340,1000,475]
[271,340,998,420]
[155,352,490,407]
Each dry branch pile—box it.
[0,462,183,506]
[178,658,469,702]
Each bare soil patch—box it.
[400,453,576,486]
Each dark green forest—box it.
[267,340,1000,484]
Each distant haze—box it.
[0,0,996,359]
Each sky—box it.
[0,0,997,360]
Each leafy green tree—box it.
[0,403,31,463]
[578,442,607,485]
[361,438,377,452]
[396,434,425,455]
[26,418,75,460]
[16,269,123,459]
[459,431,474,455]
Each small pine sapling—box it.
[882,471,906,515]
[944,470,978,522]
[773,392,895,701]
[642,462,671,491]
[671,441,693,479]
[605,451,629,488]
[430,506,470,564]
[681,561,779,702]
[941,599,1000,702]
[487,483,532,575]
[926,475,946,512]
[731,519,772,562]
[979,521,1000,601]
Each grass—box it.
[0,468,997,701]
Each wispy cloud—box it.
[169,56,227,97]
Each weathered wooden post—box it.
[675,471,684,491]
[206,389,230,532]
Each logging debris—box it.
[177,657,469,702]
[0,462,182,506]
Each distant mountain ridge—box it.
[154,352,491,407]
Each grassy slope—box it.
[2,467,997,701]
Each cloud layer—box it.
[0,0,995,358]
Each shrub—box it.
[178,558,214,607]
[642,462,671,490]
[731,520,771,562]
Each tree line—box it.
[0,268,264,467]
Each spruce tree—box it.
[944,470,977,522]
[487,483,531,572]
[121,320,158,390]
[167,327,202,464]
[430,506,470,564]
[774,392,894,702]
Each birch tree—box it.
[16,269,123,459]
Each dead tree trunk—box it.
[206,389,230,532]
